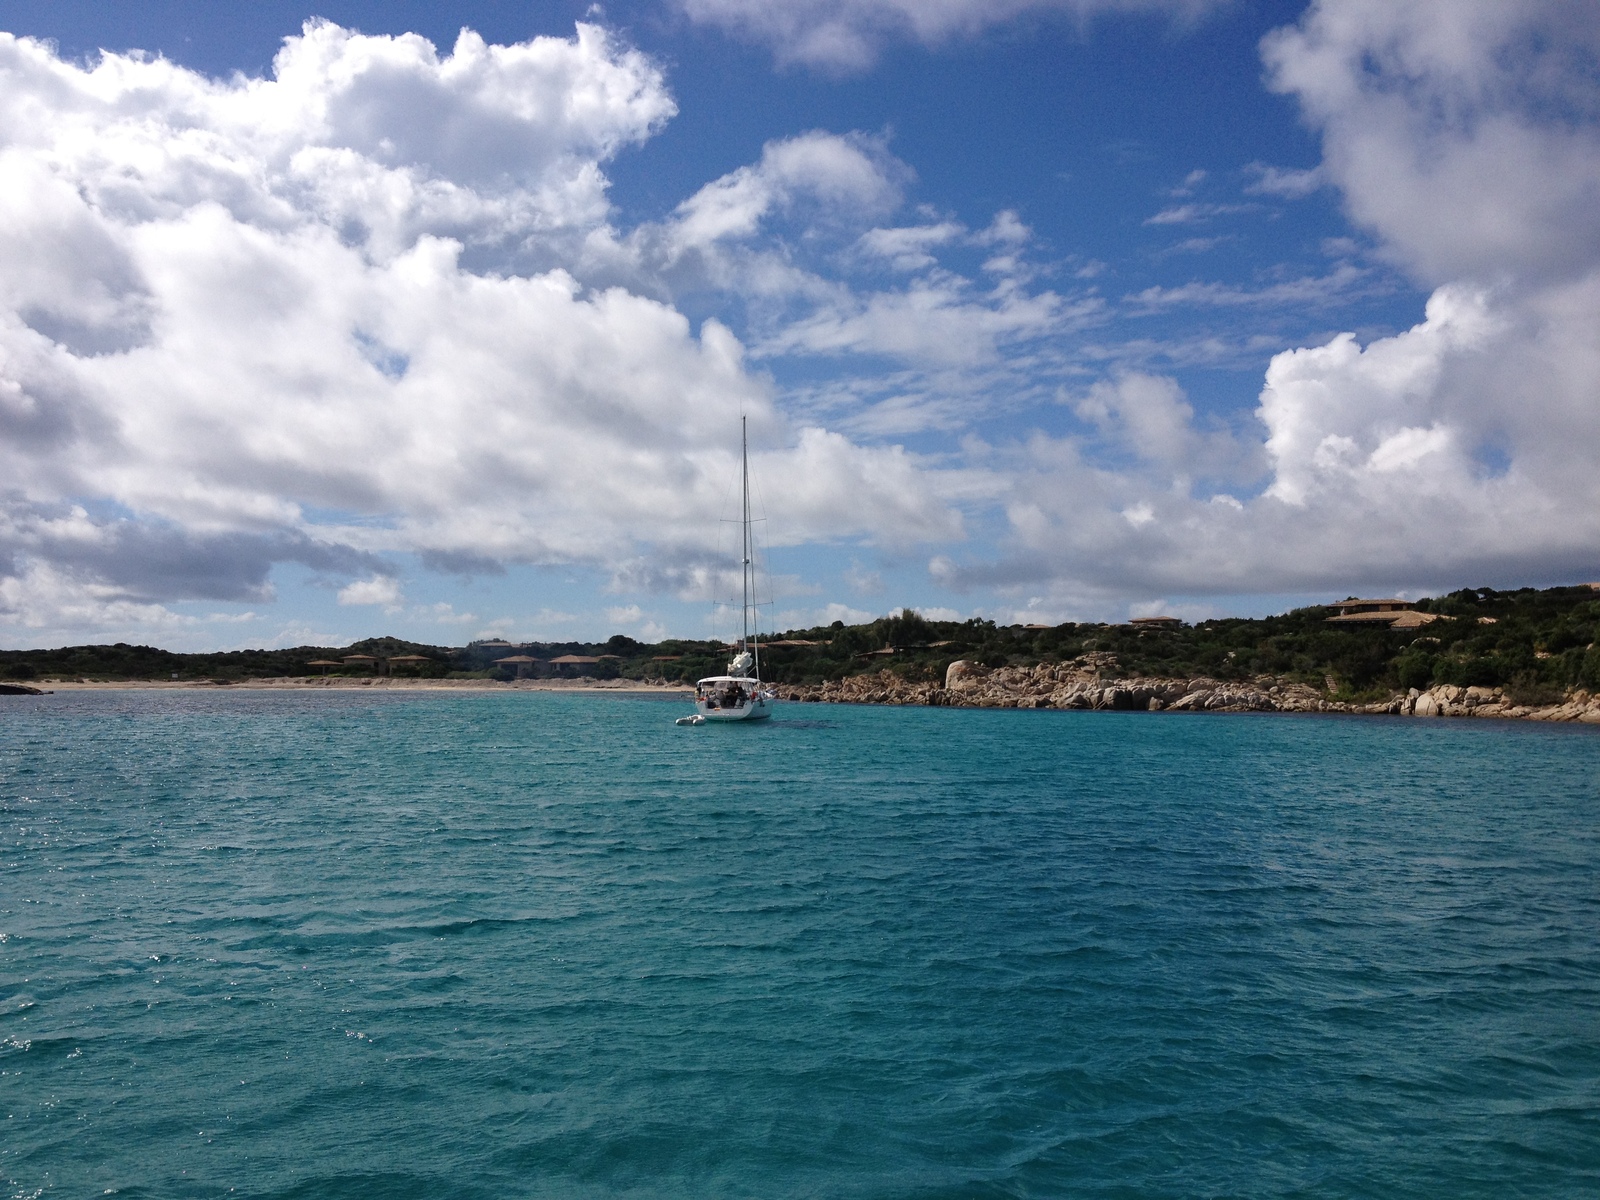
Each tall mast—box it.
[741,415,760,681]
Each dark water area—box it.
[3,689,1599,1197]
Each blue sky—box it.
[0,0,1595,649]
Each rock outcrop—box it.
[772,658,1600,724]
[1398,684,1600,723]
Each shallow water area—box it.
[3,689,1599,1197]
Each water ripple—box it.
[2,690,1599,1196]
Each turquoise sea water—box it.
[3,690,1599,1198]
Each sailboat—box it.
[680,416,774,725]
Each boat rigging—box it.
[678,416,774,725]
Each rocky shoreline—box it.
[10,661,1600,725]
[773,657,1600,725]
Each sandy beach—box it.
[25,677,693,694]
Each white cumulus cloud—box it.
[1262,0,1600,287]
[0,22,961,638]
[338,575,403,608]
[939,0,1600,602]
[5,2,1596,644]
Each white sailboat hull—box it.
[695,699,772,722]
[693,675,773,722]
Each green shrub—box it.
[1579,648,1600,690]
[1434,656,1503,687]
[1506,671,1565,706]
[1394,654,1434,691]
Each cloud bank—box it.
[940,0,1600,603]
[0,22,959,638]
[2,0,1597,643]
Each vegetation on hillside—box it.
[743,585,1600,701]
[4,585,1598,700]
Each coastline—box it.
[15,677,692,695]
[771,661,1600,725]
[8,663,1599,724]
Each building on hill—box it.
[1129,616,1183,630]
[548,654,600,677]
[1325,598,1439,629]
[1330,598,1411,615]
